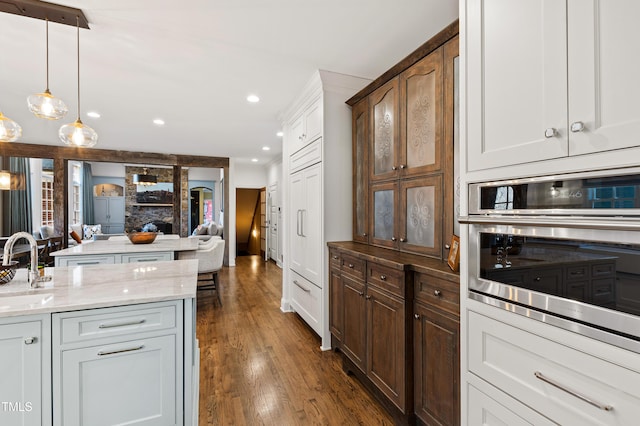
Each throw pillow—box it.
[83,224,103,240]
[70,230,83,244]
[40,225,55,239]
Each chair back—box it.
[188,238,225,274]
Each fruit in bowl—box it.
[127,231,157,244]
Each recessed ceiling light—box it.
[251,158,258,162]
[153,118,165,126]
[86,111,101,118]
[276,131,283,137]
[262,146,270,151]
[247,94,260,103]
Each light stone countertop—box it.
[0,259,198,318]
[51,237,200,257]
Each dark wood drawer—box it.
[566,264,589,281]
[367,263,405,298]
[329,249,341,269]
[592,261,615,278]
[414,272,459,316]
[341,254,366,280]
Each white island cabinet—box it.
[0,260,199,426]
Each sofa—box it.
[191,222,223,240]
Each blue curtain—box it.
[9,157,32,234]
[82,162,94,224]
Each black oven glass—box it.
[479,233,640,316]
[479,174,640,210]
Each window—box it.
[72,163,82,225]
[41,171,54,226]
[493,186,514,210]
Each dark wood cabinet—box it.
[341,274,367,371]
[329,254,343,342]
[353,99,370,243]
[370,78,400,183]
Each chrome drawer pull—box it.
[534,371,613,411]
[434,290,442,297]
[544,128,557,138]
[380,275,387,281]
[98,345,145,356]
[293,280,311,293]
[99,319,146,329]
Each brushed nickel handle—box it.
[332,255,339,260]
[363,233,367,237]
[380,275,387,281]
[391,237,397,242]
[293,280,311,293]
[414,314,420,320]
[400,237,406,242]
[534,277,541,282]
[365,295,371,300]
[302,133,306,139]
[544,128,557,138]
[391,166,397,171]
[399,164,406,169]
[534,371,613,411]
[445,244,451,249]
[99,319,146,329]
[358,291,364,297]
[24,337,37,345]
[98,345,145,357]
[570,121,585,132]
[434,290,442,297]
[348,263,354,268]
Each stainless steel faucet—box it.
[2,231,40,288]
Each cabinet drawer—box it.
[415,273,459,315]
[290,138,322,173]
[329,249,341,269]
[367,263,404,297]
[121,252,172,263]
[340,254,366,280]
[290,271,321,335]
[566,264,588,281]
[56,255,117,267]
[592,261,615,278]
[468,311,640,425]
[56,303,177,345]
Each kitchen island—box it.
[0,260,199,426]
[52,236,200,266]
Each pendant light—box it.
[133,168,158,186]
[59,16,97,148]
[0,112,22,142]
[27,18,68,120]
[0,170,10,190]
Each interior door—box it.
[268,184,279,262]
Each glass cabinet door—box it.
[400,47,444,177]
[399,176,442,257]
[352,99,369,243]
[370,78,399,182]
[370,182,398,249]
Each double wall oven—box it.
[465,168,640,353]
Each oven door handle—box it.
[534,371,614,411]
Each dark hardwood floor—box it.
[197,255,394,425]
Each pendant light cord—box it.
[45,18,49,91]
[76,15,80,121]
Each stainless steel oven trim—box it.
[468,222,640,343]
[469,166,640,216]
[460,215,640,231]
[468,291,640,354]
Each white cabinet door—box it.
[304,100,323,144]
[301,163,322,285]
[58,334,178,426]
[94,196,125,233]
[94,197,109,224]
[466,0,568,171]
[0,317,50,426]
[289,169,306,275]
[568,0,640,156]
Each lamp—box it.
[0,170,10,190]
[133,168,157,186]
[0,112,22,142]
[27,18,68,120]
[59,16,97,147]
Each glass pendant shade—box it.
[0,170,10,190]
[133,168,157,186]
[59,118,98,147]
[0,112,22,142]
[28,90,68,120]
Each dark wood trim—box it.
[346,19,459,107]
[172,166,182,237]
[53,158,67,245]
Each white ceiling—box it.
[0,0,458,164]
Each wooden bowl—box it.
[127,231,158,244]
[0,261,19,284]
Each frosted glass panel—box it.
[373,90,395,175]
[406,186,435,247]
[406,71,436,168]
[374,190,394,240]
[355,114,366,236]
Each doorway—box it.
[266,183,279,264]
[235,188,262,256]
[189,187,213,234]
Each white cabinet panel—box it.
[289,170,306,275]
[58,334,178,426]
[121,252,172,263]
[0,316,50,426]
[94,196,125,234]
[289,271,322,336]
[55,255,117,267]
[289,98,323,155]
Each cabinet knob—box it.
[365,295,371,300]
[391,237,397,242]
[391,166,397,171]
[400,237,406,242]
[534,277,541,282]
[399,164,406,169]
[434,290,442,297]
[544,128,557,138]
[570,121,585,132]
[348,263,354,268]
[380,275,387,281]
[362,233,367,237]
[24,337,37,345]
[332,255,339,260]
[302,133,306,139]
[358,291,364,297]
[414,314,420,320]
[298,135,303,140]
[445,244,451,249]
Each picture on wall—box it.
[136,182,174,204]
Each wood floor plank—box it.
[197,255,394,425]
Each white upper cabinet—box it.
[289,99,323,155]
[466,0,640,171]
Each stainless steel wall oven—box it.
[465,168,640,353]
